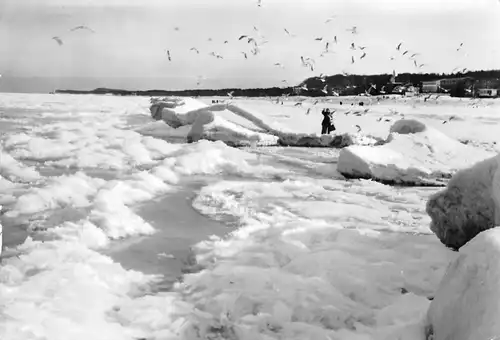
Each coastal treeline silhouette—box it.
[56,69,500,97]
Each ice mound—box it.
[337,119,495,186]
[278,132,380,148]
[187,110,279,147]
[150,98,279,146]
[426,154,500,250]
[0,146,40,182]
[149,97,379,148]
[389,119,426,135]
[426,228,500,340]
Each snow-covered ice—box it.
[337,119,495,185]
[0,93,499,340]
[148,96,382,148]
[427,228,500,340]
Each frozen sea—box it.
[1,93,499,340]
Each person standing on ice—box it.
[321,108,336,134]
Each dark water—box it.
[103,179,230,290]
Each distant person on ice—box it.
[321,108,336,134]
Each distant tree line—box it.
[301,69,500,96]
[55,69,500,98]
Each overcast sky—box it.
[0,0,499,91]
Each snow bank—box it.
[426,154,500,250]
[426,228,500,340]
[337,119,495,186]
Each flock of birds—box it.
[49,3,470,89]
[47,1,482,133]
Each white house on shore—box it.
[477,88,498,98]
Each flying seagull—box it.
[238,35,248,41]
[442,116,456,124]
[351,56,355,64]
[190,47,200,54]
[274,63,284,68]
[396,42,403,51]
[346,26,357,34]
[284,28,295,37]
[257,0,262,7]
[250,46,260,56]
[350,42,356,50]
[247,37,258,46]
[325,16,337,24]
[166,50,172,61]
[52,36,63,46]
[300,56,315,71]
[209,52,223,59]
[360,52,367,59]
[241,52,248,59]
[355,125,362,133]
[334,36,338,44]
[315,37,323,41]
[70,25,95,33]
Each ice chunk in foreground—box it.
[426,154,500,250]
[427,228,500,340]
[337,119,495,186]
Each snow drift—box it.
[337,119,495,186]
[426,228,500,340]
[149,97,376,148]
[426,153,500,250]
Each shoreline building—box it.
[475,79,500,98]
[421,77,475,96]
